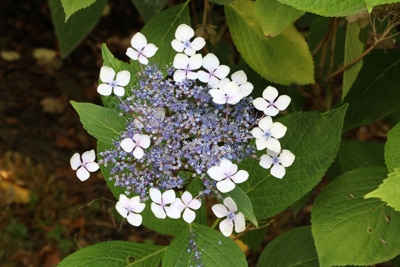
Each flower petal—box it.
[265,138,281,153]
[219,159,236,175]
[126,47,139,60]
[85,162,100,172]
[120,138,135,153]
[171,39,184,53]
[223,197,237,212]
[142,43,158,58]
[219,218,234,237]
[133,146,144,159]
[202,53,219,72]
[258,116,273,131]
[113,86,125,97]
[183,208,196,223]
[127,213,142,226]
[130,32,147,50]
[82,150,96,164]
[97,84,112,96]
[270,122,287,139]
[115,70,131,86]
[251,127,264,139]
[279,150,295,167]
[188,54,203,70]
[175,24,194,41]
[149,188,162,204]
[262,86,279,102]
[230,170,249,184]
[173,70,187,83]
[162,189,176,204]
[211,203,228,218]
[173,53,189,69]
[138,55,149,65]
[130,196,146,213]
[259,154,273,169]
[165,206,181,219]
[99,66,115,83]
[151,203,166,219]
[70,153,82,170]
[76,167,90,181]
[207,166,224,181]
[271,164,286,179]
[216,179,235,193]
[213,65,230,80]
[191,37,206,51]
[252,98,268,111]
[188,198,201,210]
[209,89,227,105]
[233,212,246,233]
[275,95,291,110]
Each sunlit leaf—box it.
[275,0,367,16]
[61,0,97,21]
[384,121,400,172]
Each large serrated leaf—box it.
[312,167,400,267]
[162,224,247,267]
[255,0,304,37]
[70,101,126,145]
[242,105,347,219]
[343,49,400,131]
[58,241,166,267]
[61,0,97,21]
[276,0,367,16]
[257,226,318,267]
[48,0,107,58]
[225,0,314,85]
[384,121,400,172]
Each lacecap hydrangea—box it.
[70,23,295,237]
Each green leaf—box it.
[70,101,126,145]
[163,224,247,267]
[61,0,97,21]
[141,207,188,236]
[209,0,235,4]
[257,226,318,267]
[365,168,400,212]
[48,0,107,58]
[225,0,314,85]
[131,0,169,22]
[312,167,400,266]
[365,0,400,11]
[139,2,190,69]
[255,0,305,37]
[337,140,385,172]
[385,121,400,171]
[58,241,166,267]
[343,49,400,131]
[342,22,365,101]
[226,186,258,227]
[243,105,347,219]
[275,0,367,16]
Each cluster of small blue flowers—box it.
[70,23,295,238]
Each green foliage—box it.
[70,101,126,145]
[312,167,400,266]
[57,241,166,267]
[225,0,314,85]
[225,187,258,226]
[257,226,318,267]
[163,224,247,266]
[343,49,400,131]
[131,0,169,22]
[255,0,305,37]
[242,105,347,219]
[61,0,98,21]
[48,0,107,58]
[384,121,400,171]
[275,0,367,16]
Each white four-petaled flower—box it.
[212,197,245,237]
[171,24,206,56]
[172,191,202,223]
[150,188,181,219]
[126,32,158,65]
[253,86,291,116]
[115,194,145,227]
[197,53,230,87]
[259,149,295,179]
[231,70,254,97]
[97,66,130,97]
[70,149,100,182]
[251,116,287,152]
[209,80,243,105]
[207,159,249,193]
[120,134,151,159]
[173,53,202,82]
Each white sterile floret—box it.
[209,80,243,105]
[173,53,202,82]
[172,191,201,223]
[115,194,145,227]
[197,53,230,87]
[231,70,253,97]
[259,149,295,179]
[212,197,246,237]
[171,24,206,56]
[70,149,100,182]
[207,159,249,193]
[120,134,151,159]
[251,116,287,152]
[126,32,158,65]
[253,86,291,116]
[150,188,181,219]
[97,66,130,97]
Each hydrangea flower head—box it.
[171,24,206,56]
[259,149,295,178]
[251,116,287,152]
[116,194,145,227]
[212,197,245,237]
[253,86,291,116]
[97,66,130,96]
[70,150,99,181]
[207,159,249,193]
[126,32,158,65]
